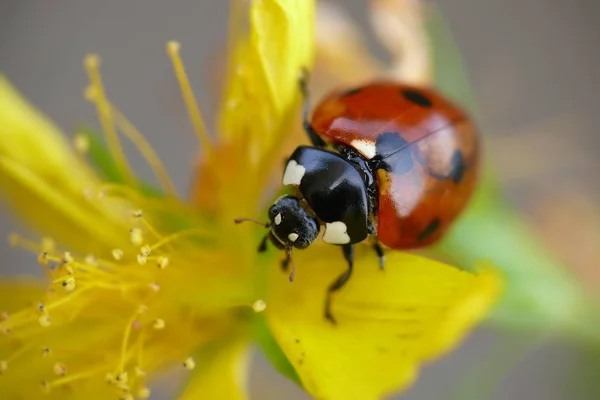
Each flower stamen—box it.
[107,103,178,197]
[84,54,134,185]
[166,41,213,154]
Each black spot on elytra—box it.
[372,132,413,174]
[448,150,466,183]
[401,88,433,107]
[376,131,408,156]
[427,149,466,183]
[417,219,441,242]
[342,86,363,97]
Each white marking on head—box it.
[274,213,282,225]
[350,139,377,159]
[323,221,351,244]
[282,160,306,186]
[288,233,299,242]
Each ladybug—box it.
[237,74,479,324]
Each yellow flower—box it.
[0,1,501,399]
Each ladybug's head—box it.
[267,195,320,250]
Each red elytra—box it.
[309,82,480,249]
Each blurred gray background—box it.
[1,0,599,399]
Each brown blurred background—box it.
[1,0,599,398]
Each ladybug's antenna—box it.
[234,218,271,228]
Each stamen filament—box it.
[84,54,134,185]
[166,41,213,154]
[50,366,107,388]
[108,104,178,197]
[45,289,88,312]
[149,228,211,251]
[5,343,33,362]
[118,313,139,373]
[136,330,146,368]
[138,218,163,241]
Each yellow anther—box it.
[83,188,95,199]
[83,85,96,100]
[140,245,151,257]
[62,276,76,292]
[119,394,134,400]
[183,357,195,370]
[84,254,98,266]
[37,252,48,265]
[252,299,267,313]
[115,372,130,391]
[64,265,75,275]
[157,256,169,269]
[152,319,165,330]
[41,347,52,357]
[38,314,51,327]
[136,254,147,266]
[137,387,151,399]
[132,209,143,218]
[0,360,7,374]
[53,363,67,376]
[134,367,146,377]
[41,237,55,251]
[148,283,161,293]
[37,302,46,313]
[137,305,148,315]
[8,233,19,247]
[105,372,115,385]
[73,133,90,153]
[62,252,74,264]
[112,249,124,260]
[130,228,143,246]
[41,380,51,393]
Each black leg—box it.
[324,244,354,324]
[257,234,268,253]
[373,240,385,270]
[299,69,326,147]
[281,251,291,271]
[281,247,296,282]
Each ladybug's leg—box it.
[257,234,269,253]
[299,69,326,147]
[373,241,385,270]
[324,244,354,324]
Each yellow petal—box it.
[219,0,315,153]
[196,0,315,217]
[0,75,93,182]
[0,75,127,252]
[265,245,502,400]
[178,336,251,400]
